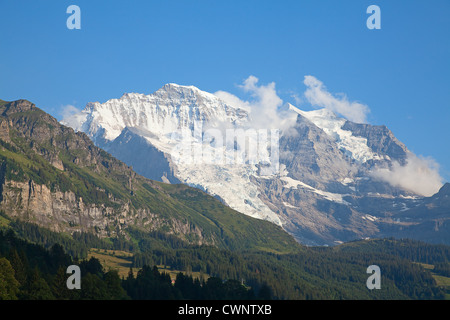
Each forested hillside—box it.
[1,223,449,300]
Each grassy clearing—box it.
[416,262,450,296]
[416,262,434,270]
[88,248,137,278]
[88,248,209,281]
[433,274,450,287]
[0,215,10,227]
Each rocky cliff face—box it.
[341,121,408,166]
[0,168,207,243]
[279,114,356,189]
[0,100,210,243]
[2,180,117,236]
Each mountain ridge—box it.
[62,84,450,246]
[0,98,299,253]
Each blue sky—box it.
[0,0,449,182]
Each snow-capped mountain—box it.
[65,83,249,146]
[62,83,449,245]
[64,83,282,226]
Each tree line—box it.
[2,221,450,300]
[0,229,264,300]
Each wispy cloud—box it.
[303,75,370,123]
[59,104,81,120]
[370,152,443,197]
[301,76,443,194]
[213,90,251,112]
[215,76,297,131]
[59,104,86,131]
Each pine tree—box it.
[104,270,128,300]
[51,266,76,300]
[23,267,55,300]
[0,257,20,300]
[9,248,27,286]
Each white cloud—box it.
[370,152,443,197]
[301,76,443,195]
[291,93,304,106]
[215,76,443,196]
[214,90,251,112]
[303,75,370,123]
[214,76,297,131]
[59,105,86,131]
[59,104,81,120]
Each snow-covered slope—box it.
[67,84,249,144]
[63,84,282,226]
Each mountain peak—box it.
[163,83,198,90]
[119,92,145,100]
[437,183,450,195]
[295,107,340,122]
[0,99,37,116]
[288,105,341,124]
[155,83,219,102]
[63,83,249,143]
